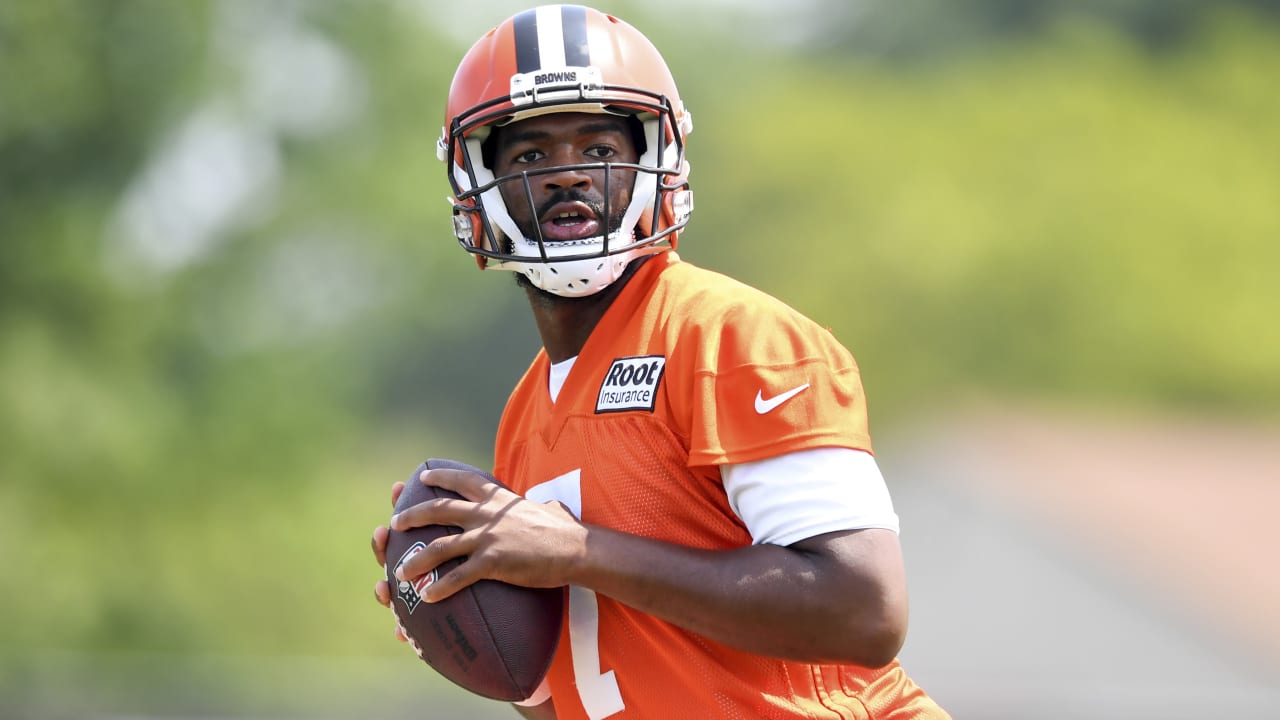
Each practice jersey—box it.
[493,252,946,720]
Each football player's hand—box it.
[389,467,585,602]
[371,481,408,643]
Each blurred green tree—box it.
[808,0,1280,59]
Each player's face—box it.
[489,112,640,246]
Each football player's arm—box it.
[559,447,907,667]
[391,448,907,668]
[578,525,905,667]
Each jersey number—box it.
[526,470,625,720]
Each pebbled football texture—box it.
[386,458,564,701]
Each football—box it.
[385,458,564,702]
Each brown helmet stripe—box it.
[513,8,540,74]
[561,5,590,67]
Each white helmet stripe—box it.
[513,5,590,73]
[535,6,567,68]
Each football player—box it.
[372,5,950,719]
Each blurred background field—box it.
[2,0,1278,718]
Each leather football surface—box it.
[385,458,564,701]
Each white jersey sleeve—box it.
[721,447,900,547]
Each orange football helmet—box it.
[437,4,693,297]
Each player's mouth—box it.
[538,201,601,242]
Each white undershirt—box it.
[546,357,899,545]
[720,447,899,545]
[548,356,576,402]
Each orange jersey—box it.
[494,252,947,719]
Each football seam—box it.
[462,578,527,700]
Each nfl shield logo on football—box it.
[393,541,437,614]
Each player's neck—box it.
[522,255,653,363]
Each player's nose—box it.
[539,162,593,193]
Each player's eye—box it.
[584,145,616,160]
[512,149,544,164]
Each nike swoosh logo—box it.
[754,383,811,414]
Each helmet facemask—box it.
[442,86,692,298]
[440,5,694,297]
